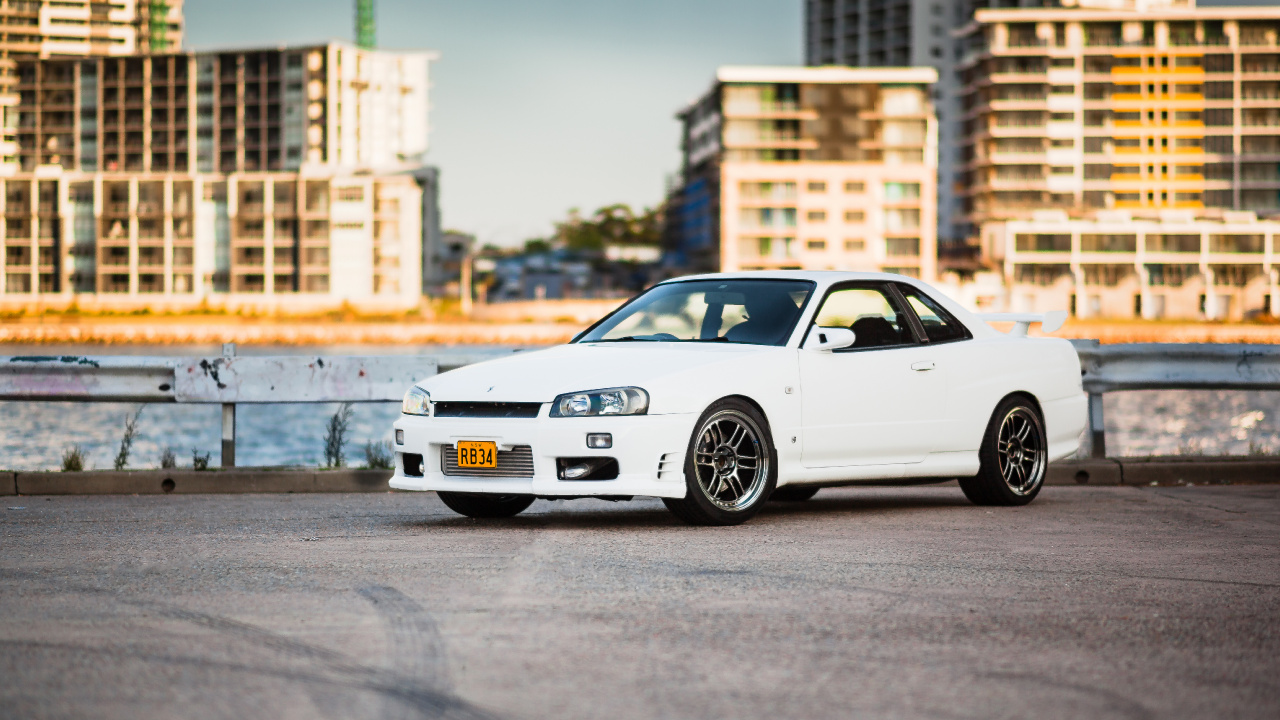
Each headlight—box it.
[402,386,431,416]
[550,387,649,417]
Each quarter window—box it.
[812,285,916,350]
[898,285,971,343]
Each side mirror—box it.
[803,326,856,352]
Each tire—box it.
[770,485,820,502]
[436,491,535,518]
[663,398,777,526]
[959,395,1048,507]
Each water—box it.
[1106,390,1280,457]
[2,344,1278,470]
[0,343,524,472]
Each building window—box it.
[806,210,827,222]
[844,181,865,193]
[883,182,920,201]
[807,181,827,193]
[886,238,921,257]
[844,210,865,223]
[844,238,866,252]
[806,239,827,251]
[334,186,365,202]
[884,208,921,232]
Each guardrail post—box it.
[1088,392,1106,459]
[221,343,236,468]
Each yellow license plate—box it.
[456,441,497,469]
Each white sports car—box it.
[390,271,1086,525]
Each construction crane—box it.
[356,0,376,49]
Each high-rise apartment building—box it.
[957,2,1280,320]
[0,1,185,169]
[802,0,1196,248]
[670,66,938,281]
[0,41,440,309]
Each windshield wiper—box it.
[683,336,730,343]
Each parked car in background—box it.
[391,272,1086,525]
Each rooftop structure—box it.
[669,66,938,280]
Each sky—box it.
[185,0,802,247]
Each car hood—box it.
[420,342,776,406]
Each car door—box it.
[798,282,944,468]
[894,282,980,454]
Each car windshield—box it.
[577,279,815,346]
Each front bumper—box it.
[389,412,696,499]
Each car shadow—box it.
[392,487,976,532]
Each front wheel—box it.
[959,396,1047,506]
[437,491,535,518]
[663,399,777,526]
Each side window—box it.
[898,285,971,343]
[812,285,917,350]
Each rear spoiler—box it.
[977,311,1068,337]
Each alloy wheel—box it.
[997,407,1046,495]
[692,410,769,511]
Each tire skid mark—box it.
[0,570,498,720]
[358,585,454,720]
[977,671,1156,720]
[0,638,494,720]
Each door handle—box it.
[911,361,936,372]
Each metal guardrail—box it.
[0,344,511,467]
[3,342,1277,465]
[1071,340,1280,458]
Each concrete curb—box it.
[1047,459,1123,486]
[1116,456,1280,486]
[14,468,393,495]
[2,472,15,495]
[1049,457,1280,486]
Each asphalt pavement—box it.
[1,485,1277,720]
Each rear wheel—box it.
[436,491,535,518]
[959,396,1047,506]
[770,485,819,502]
[663,398,777,526]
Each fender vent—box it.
[657,452,684,482]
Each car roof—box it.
[659,270,921,290]
[655,270,1002,341]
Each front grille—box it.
[441,445,535,478]
[434,402,542,419]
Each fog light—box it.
[563,462,593,479]
[586,433,612,449]
[395,429,404,445]
[557,457,619,481]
